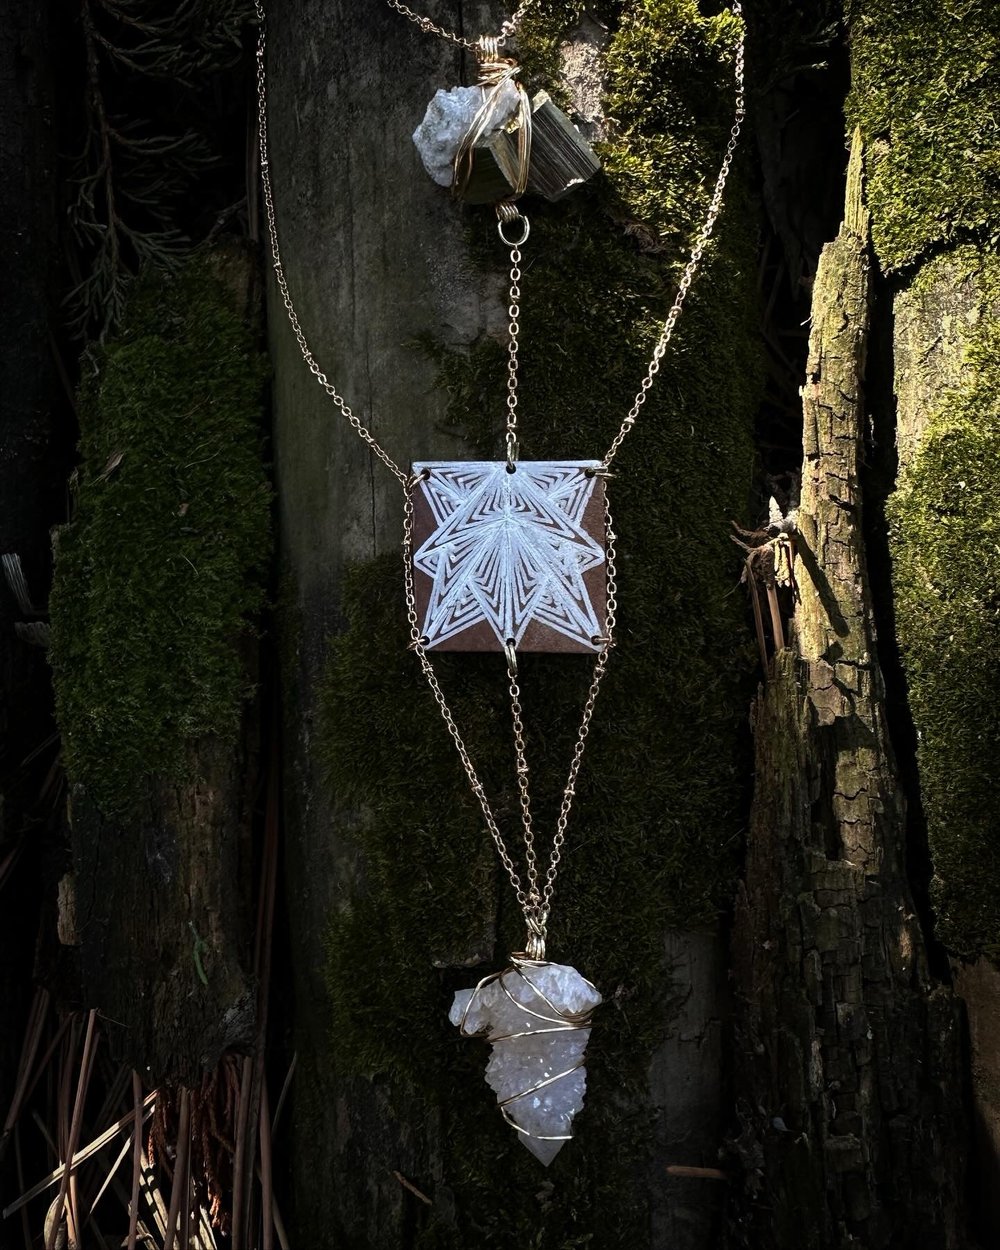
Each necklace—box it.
[254,0,745,1164]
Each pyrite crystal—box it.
[449,958,602,1164]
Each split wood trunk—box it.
[727,137,970,1248]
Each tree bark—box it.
[69,733,257,1084]
[270,2,503,1239]
[58,249,265,1085]
[728,135,970,1248]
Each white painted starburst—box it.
[412,461,606,651]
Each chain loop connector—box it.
[504,639,518,676]
[497,210,530,247]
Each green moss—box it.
[889,251,1000,958]
[846,0,1000,273]
[49,253,271,816]
[318,2,760,1243]
[514,2,589,89]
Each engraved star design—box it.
[412,461,606,651]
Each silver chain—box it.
[496,203,530,467]
[403,469,618,950]
[603,1,745,467]
[505,243,521,468]
[254,0,410,489]
[254,1,745,953]
[384,0,532,53]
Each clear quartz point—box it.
[449,958,602,1165]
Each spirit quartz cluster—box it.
[449,960,602,1165]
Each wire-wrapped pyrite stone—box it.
[449,957,602,1164]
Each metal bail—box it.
[524,927,546,961]
[524,900,548,962]
[477,34,501,62]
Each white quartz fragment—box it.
[413,81,521,187]
[450,960,602,1165]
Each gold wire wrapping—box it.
[458,957,598,1145]
[452,44,533,201]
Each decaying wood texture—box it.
[728,135,970,1248]
[891,256,1000,1239]
[70,733,256,1084]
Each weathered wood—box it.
[953,959,1000,1237]
[69,734,256,1084]
[891,251,1000,1242]
[650,931,731,1247]
[728,135,970,1247]
[269,2,503,1240]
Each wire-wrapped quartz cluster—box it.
[449,957,602,1164]
[412,82,521,187]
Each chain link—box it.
[384,0,531,53]
[602,0,745,468]
[496,202,529,466]
[505,238,522,467]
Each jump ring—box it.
[497,214,530,247]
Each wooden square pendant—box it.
[411,461,608,654]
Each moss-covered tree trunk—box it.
[846,0,1000,1237]
[49,250,271,1084]
[726,0,1000,1242]
[728,136,969,1249]
[271,1,757,1245]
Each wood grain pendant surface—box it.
[411,461,607,653]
